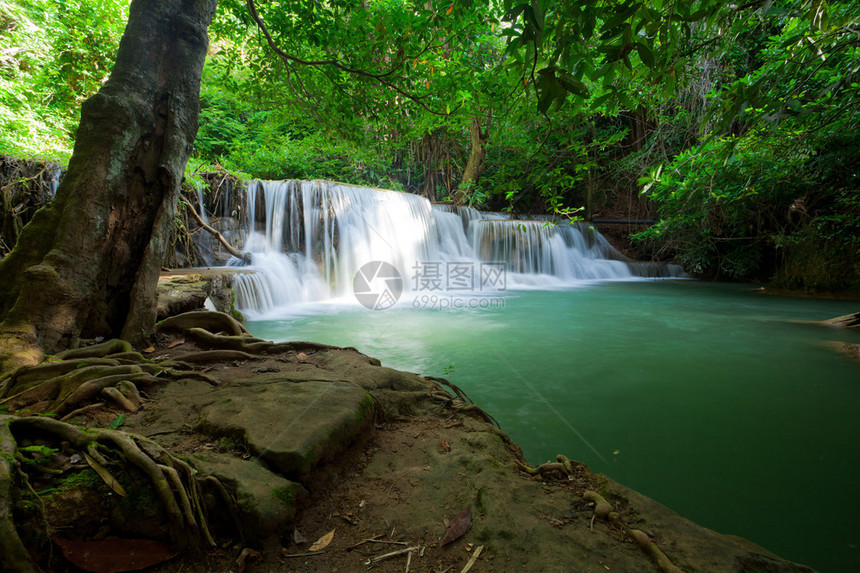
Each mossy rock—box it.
[191,452,308,537]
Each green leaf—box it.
[635,42,654,68]
[108,413,125,430]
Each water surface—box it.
[247,281,860,572]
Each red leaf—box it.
[440,504,472,546]
[53,537,176,573]
[441,440,451,453]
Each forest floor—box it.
[49,332,812,573]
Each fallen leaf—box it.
[441,440,451,453]
[53,536,175,573]
[309,529,335,552]
[142,346,155,354]
[83,453,126,497]
[167,339,185,349]
[292,527,308,544]
[440,504,471,546]
[465,543,474,551]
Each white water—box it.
[214,180,683,317]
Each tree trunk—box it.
[0,0,217,369]
[453,114,490,205]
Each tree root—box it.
[172,350,257,363]
[429,390,500,427]
[0,419,37,573]
[185,328,272,353]
[516,455,583,478]
[1,341,165,416]
[582,489,684,572]
[157,311,249,336]
[4,415,217,552]
[54,339,134,360]
[629,529,684,573]
[101,387,139,412]
[163,369,220,385]
[425,376,473,403]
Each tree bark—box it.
[0,0,217,367]
[453,114,490,205]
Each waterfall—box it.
[225,180,684,316]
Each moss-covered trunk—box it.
[0,0,217,368]
[453,115,490,205]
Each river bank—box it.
[24,315,817,573]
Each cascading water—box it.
[215,180,684,317]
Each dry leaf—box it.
[53,536,175,573]
[142,346,155,354]
[441,440,451,453]
[167,339,185,349]
[308,529,335,552]
[83,452,126,497]
[440,504,471,546]
[292,527,308,545]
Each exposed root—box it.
[5,415,216,550]
[172,350,257,364]
[101,386,139,412]
[629,529,684,573]
[517,461,569,478]
[429,391,500,427]
[582,489,683,572]
[58,402,107,422]
[1,341,165,416]
[116,380,143,408]
[157,310,249,336]
[185,327,272,353]
[583,490,613,519]
[425,375,473,403]
[54,339,134,360]
[0,419,37,573]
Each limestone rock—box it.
[192,451,307,537]
[196,380,375,477]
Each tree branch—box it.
[185,202,249,263]
[245,0,455,116]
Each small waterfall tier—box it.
[216,180,684,316]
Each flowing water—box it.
[201,180,858,571]
[227,180,684,316]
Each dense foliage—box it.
[0,0,126,159]
[0,0,857,291]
